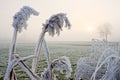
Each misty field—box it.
[0,41,91,80]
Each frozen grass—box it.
[0,41,91,80]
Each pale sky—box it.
[0,0,120,43]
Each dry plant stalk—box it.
[4,6,39,80]
[42,39,52,80]
[4,6,72,80]
[4,54,40,80]
[15,55,40,80]
[32,13,71,80]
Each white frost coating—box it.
[12,6,39,32]
[42,39,52,80]
[4,59,19,80]
[74,58,95,80]
[52,56,72,78]
[32,13,71,74]
[41,56,72,80]
[60,56,72,78]
[101,62,120,80]
[43,13,71,36]
[40,68,56,80]
[90,49,118,80]
[91,54,120,80]
[75,39,120,80]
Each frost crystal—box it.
[12,6,39,32]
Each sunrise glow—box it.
[87,26,94,32]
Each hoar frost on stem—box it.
[4,6,39,80]
[5,5,72,80]
[32,13,71,73]
[36,13,71,80]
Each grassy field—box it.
[0,41,91,80]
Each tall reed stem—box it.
[5,29,18,80]
[42,39,52,80]
[32,27,46,73]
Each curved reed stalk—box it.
[4,6,71,80]
[4,6,39,80]
[75,39,120,80]
[91,54,120,80]
[32,13,71,75]
[90,48,118,80]
[42,39,52,80]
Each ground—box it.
[0,41,91,80]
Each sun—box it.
[87,26,94,32]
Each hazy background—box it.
[0,0,120,43]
